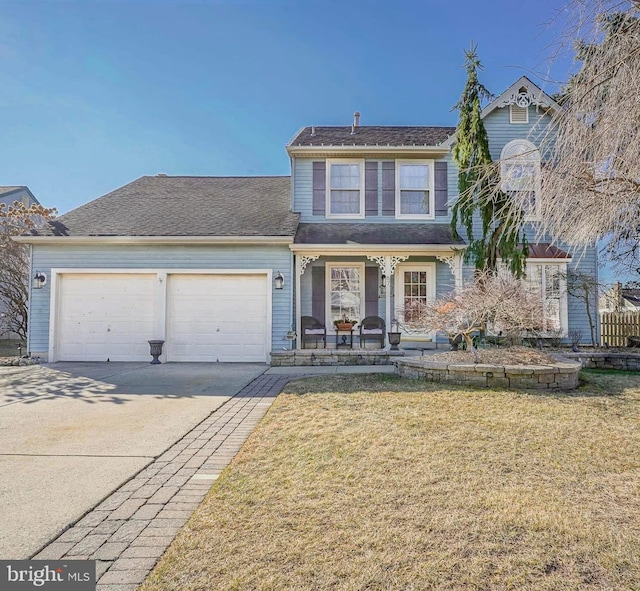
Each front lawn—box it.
[142,372,640,590]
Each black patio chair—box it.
[300,316,326,349]
[359,316,386,349]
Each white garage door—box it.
[166,274,268,362]
[55,273,156,362]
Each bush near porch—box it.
[142,372,640,591]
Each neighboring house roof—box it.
[0,186,23,195]
[294,223,465,245]
[288,126,456,147]
[0,186,40,205]
[622,289,640,308]
[29,176,298,238]
[527,244,571,259]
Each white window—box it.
[326,264,364,327]
[326,159,365,218]
[394,263,436,335]
[500,139,541,220]
[526,262,568,336]
[395,160,434,219]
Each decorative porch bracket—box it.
[365,255,409,278]
[298,255,320,275]
[435,254,463,290]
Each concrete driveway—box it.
[0,361,266,559]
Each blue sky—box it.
[1,0,571,214]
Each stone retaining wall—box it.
[271,350,405,366]
[563,352,640,371]
[396,357,581,390]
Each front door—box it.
[394,263,436,337]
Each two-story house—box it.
[17,76,599,362]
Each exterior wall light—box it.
[33,271,47,289]
[274,271,284,290]
[380,273,387,288]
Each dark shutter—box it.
[434,161,448,216]
[365,161,378,216]
[365,266,379,317]
[381,161,395,216]
[311,266,325,322]
[312,161,326,216]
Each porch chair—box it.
[359,316,386,349]
[300,316,326,349]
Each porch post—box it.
[385,255,392,337]
[295,254,301,349]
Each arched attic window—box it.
[500,139,541,220]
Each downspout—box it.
[290,156,295,211]
[27,244,32,354]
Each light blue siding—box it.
[29,244,293,356]
[294,157,453,223]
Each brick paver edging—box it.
[32,373,293,591]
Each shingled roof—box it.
[294,223,465,246]
[288,126,456,148]
[31,176,298,237]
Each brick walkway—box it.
[32,373,292,591]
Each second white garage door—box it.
[166,274,269,362]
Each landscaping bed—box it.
[141,372,640,591]
[397,346,581,390]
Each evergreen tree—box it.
[450,44,529,277]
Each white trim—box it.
[394,263,436,339]
[325,158,365,219]
[14,235,294,245]
[394,159,435,220]
[509,104,529,124]
[325,262,366,333]
[48,268,273,363]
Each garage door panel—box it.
[56,274,156,362]
[167,274,268,363]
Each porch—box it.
[291,224,466,352]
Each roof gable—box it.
[481,76,561,119]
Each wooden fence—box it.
[600,311,640,347]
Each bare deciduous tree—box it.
[0,202,56,341]
[399,271,545,361]
[537,3,640,272]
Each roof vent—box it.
[354,111,361,127]
[310,126,316,137]
[157,173,168,177]
[350,124,355,135]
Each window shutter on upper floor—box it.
[434,161,448,216]
[311,266,326,322]
[312,161,326,215]
[365,162,379,216]
[381,161,395,216]
[365,266,379,318]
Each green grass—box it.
[142,372,640,591]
